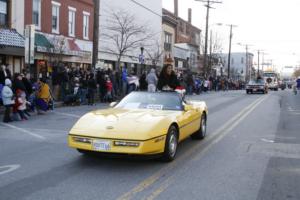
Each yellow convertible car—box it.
[68,92,208,161]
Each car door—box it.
[177,104,201,141]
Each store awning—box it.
[35,33,54,49]
[67,39,81,51]
[0,28,25,48]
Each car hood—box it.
[69,108,181,140]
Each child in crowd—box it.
[105,77,113,102]
[15,89,30,120]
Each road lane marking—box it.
[52,111,81,118]
[261,138,275,143]
[143,95,269,199]
[117,95,268,200]
[0,123,46,140]
[143,177,173,200]
[0,164,20,176]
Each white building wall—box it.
[98,0,162,67]
[11,0,25,35]
[221,52,254,80]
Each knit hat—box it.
[5,78,12,86]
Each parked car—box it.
[246,79,268,94]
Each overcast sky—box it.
[162,0,300,70]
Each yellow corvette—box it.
[68,92,208,161]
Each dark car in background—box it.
[246,79,268,94]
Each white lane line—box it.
[117,95,268,200]
[0,123,46,140]
[0,164,20,175]
[142,96,269,200]
[52,111,81,118]
[261,138,275,143]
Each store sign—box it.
[178,61,183,68]
[25,25,35,64]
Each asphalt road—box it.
[0,90,299,200]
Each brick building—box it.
[0,0,25,74]
[23,0,94,78]
[163,0,202,72]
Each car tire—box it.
[161,125,178,162]
[191,113,207,140]
[77,149,90,155]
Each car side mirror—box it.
[184,105,193,112]
[110,102,117,107]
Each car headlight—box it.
[114,141,140,147]
[72,137,92,144]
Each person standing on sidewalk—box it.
[87,73,97,105]
[146,68,158,92]
[1,79,14,123]
[122,66,128,96]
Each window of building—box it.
[0,0,7,27]
[83,11,89,39]
[164,32,172,51]
[241,57,244,64]
[32,0,41,29]
[52,1,60,34]
[68,7,76,37]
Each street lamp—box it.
[237,42,253,82]
[209,23,223,76]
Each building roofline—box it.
[162,8,201,32]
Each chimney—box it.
[174,0,178,17]
[188,8,192,24]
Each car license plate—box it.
[253,89,257,92]
[92,140,111,151]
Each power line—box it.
[129,0,162,17]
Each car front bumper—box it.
[68,135,166,155]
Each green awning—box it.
[35,33,53,48]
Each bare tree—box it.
[144,40,164,68]
[294,69,300,78]
[101,10,154,72]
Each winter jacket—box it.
[157,72,180,91]
[146,69,158,85]
[1,79,14,105]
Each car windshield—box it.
[115,92,183,111]
[249,79,264,84]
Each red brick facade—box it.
[24,0,94,41]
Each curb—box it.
[0,101,64,115]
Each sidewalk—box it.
[0,101,64,115]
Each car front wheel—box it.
[161,125,178,162]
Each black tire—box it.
[191,114,207,140]
[161,125,179,162]
[77,149,90,155]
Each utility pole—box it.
[209,29,212,74]
[227,24,237,79]
[257,50,260,77]
[92,0,100,69]
[195,0,222,77]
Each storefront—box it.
[33,32,92,78]
[0,28,25,74]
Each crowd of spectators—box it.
[1,62,246,123]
